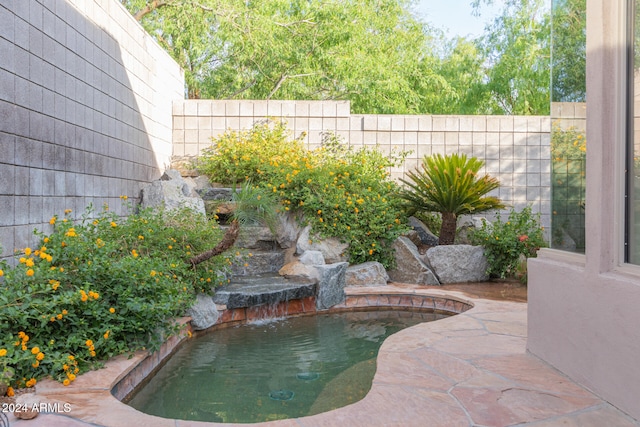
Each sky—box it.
[412,0,506,39]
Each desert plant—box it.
[399,153,505,245]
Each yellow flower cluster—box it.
[85,339,96,357]
[30,346,45,367]
[16,331,29,351]
[49,309,68,322]
[62,355,80,386]
[79,290,99,302]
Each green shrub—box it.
[197,122,409,268]
[470,206,547,280]
[197,120,307,185]
[0,203,229,391]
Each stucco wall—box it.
[0,0,184,260]
[173,100,552,231]
[528,0,640,421]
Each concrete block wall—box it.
[551,102,586,131]
[0,0,184,260]
[172,100,552,232]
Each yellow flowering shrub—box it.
[0,204,230,391]
[198,122,409,267]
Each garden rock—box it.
[235,226,278,250]
[140,171,206,216]
[299,250,325,265]
[425,244,489,283]
[455,216,489,245]
[316,262,348,310]
[388,237,440,285]
[279,260,320,281]
[276,212,305,249]
[408,216,439,246]
[14,393,40,420]
[296,225,348,264]
[170,155,198,177]
[186,293,220,330]
[232,251,285,276]
[346,261,389,287]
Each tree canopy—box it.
[121,0,560,115]
[550,0,586,102]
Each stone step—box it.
[231,251,286,276]
[213,274,317,309]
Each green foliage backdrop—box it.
[120,0,554,115]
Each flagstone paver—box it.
[6,284,639,427]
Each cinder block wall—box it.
[172,100,552,232]
[0,0,184,261]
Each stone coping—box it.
[10,285,638,427]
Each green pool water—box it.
[127,309,448,423]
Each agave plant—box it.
[399,153,505,245]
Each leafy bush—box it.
[198,122,409,268]
[197,121,307,185]
[470,206,547,280]
[0,203,229,391]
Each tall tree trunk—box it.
[439,212,457,245]
[189,220,240,266]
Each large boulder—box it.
[387,237,440,285]
[408,216,439,246]
[345,262,389,287]
[316,262,348,310]
[186,293,220,330]
[140,170,206,216]
[425,244,489,284]
[296,225,349,264]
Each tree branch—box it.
[133,0,171,21]
[267,72,317,99]
[133,0,214,21]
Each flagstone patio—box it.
[6,283,639,427]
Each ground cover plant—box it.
[470,205,547,281]
[0,203,229,393]
[197,120,409,268]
